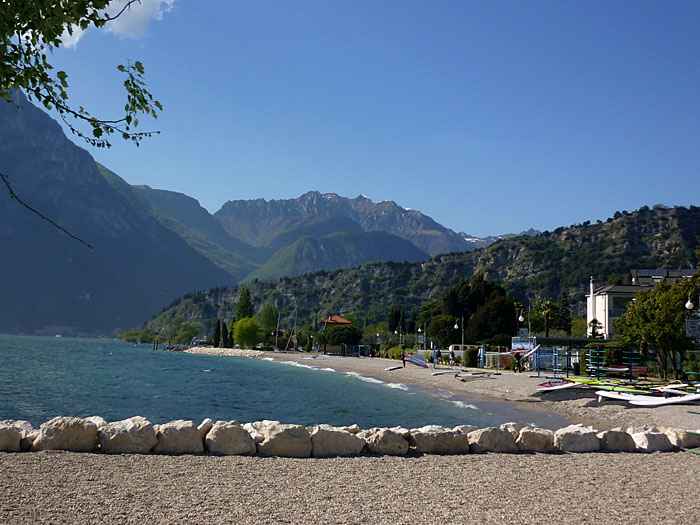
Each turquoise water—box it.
[0,335,567,429]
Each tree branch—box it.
[1,170,93,250]
[102,0,143,22]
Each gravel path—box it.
[2,451,698,524]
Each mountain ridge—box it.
[214,190,477,256]
[146,204,700,337]
[0,91,236,334]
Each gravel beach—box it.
[2,351,699,524]
[2,451,698,524]
[261,352,700,432]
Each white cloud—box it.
[104,0,175,39]
[60,0,175,48]
[60,26,86,49]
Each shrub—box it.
[387,345,403,360]
[464,347,479,368]
[604,345,623,366]
[578,351,588,376]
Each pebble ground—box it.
[2,450,698,524]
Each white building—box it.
[586,269,696,339]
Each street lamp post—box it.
[454,316,464,366]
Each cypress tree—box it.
[236,286,254,320]
[221,321,230,348]
[555,292,572,335]
[213,319,221,348]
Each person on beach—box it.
[449,348,455,368]
[401,350,406,367]
[436,348,442,366]
[514,351,522,373]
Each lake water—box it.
[0,335,567,429]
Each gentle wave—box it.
[384,383,408,390]
[451,400,479,411]
[344,372,384,384]
[280,361,317,370]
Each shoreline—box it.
[3,348,700,524]
[228,349,700,432]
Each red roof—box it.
[322,315,352,326]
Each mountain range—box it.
[147,204,700,338]
[8,90,691,338]
[1,91,521,334]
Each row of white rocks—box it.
[1,417,699,456]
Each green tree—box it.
[553,292,572,335]
[165,319,201,344]
[571,316,587,338]
[221,321,230,348]
[388,307,402,332]
[212,319,221,348]
[236,287,254,321]
[1,1,161,148]
[428,315,458,348]
[258,304,278,335]
[233,317,260,349]
[1,1,162,247]
[416,301,442,330]
[324,325,363,346]
[466,296,517,343]
[616,277,697,379]
[588,318,604,339]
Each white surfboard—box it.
[628,393,700,407]
[537,380,576,392]
[522,344,540,360]
[595,390,651,402]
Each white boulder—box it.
[205,421,256,455]
[631,430,674,453]
[554,424,600,453]
[255,422,312,457]
[664,429,700,449]
[410,426,470,454]
[85,416,108,429]
[358,428,409,456]
[1,420,34,451]
[98,416,158,454]
[597,430,636,452]
[310,425,365,457]
[342,424,360,434]
[243,420,280,444]
[453,425,478,435]
[32,417,98,452]
[516,427,555,453]
[500,422,522,439]
[198,418,214,439]
[152,420,204,454]
[468,427,518,453]
[0,422,22,451]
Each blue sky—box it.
[47,0,700,237]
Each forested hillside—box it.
[147,204,700,337]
